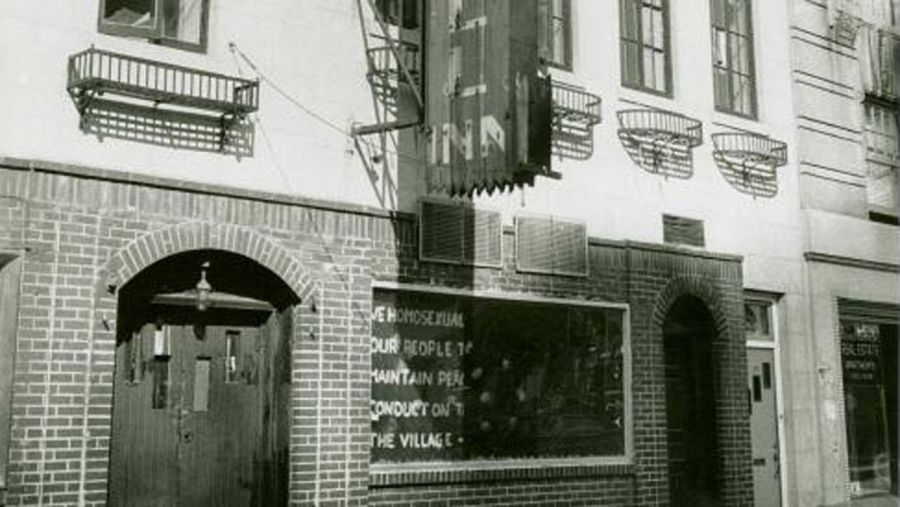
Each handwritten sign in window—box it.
[371,288,626,463]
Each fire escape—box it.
[352,0,424,204]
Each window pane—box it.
[370,289,628,462]
[730,34,749,73]
[551,0,565,17]
[731,0,749,34]
[744,302,772,341]
[652,50,666,91]
[552,18,566,64]
[104,0,157,28]
[714,68,730,108]
[642,5,653,45]
[642,48,656,89]
[711,0,726,28]
[651,8,665,49]
[841,321,899,497]
[621,0,640,40]
[714,29,729,68]
[622,41,642,85]
[732,73,754,114]
[867,164,898,210]
[162,0,203,45]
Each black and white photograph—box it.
[0,0,898,505]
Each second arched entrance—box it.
[663,295,721,506]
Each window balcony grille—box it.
[552,80,601,127]
[711,132,788,198]
[551,80,602,160]
[67,47,259,152]
[616,108,702,178]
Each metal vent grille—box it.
[663,214,705,247]
[419,201,502,267]
[515,216,588,276]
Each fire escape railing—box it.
[67,47,259,116]
[66,47,259,151]
[352,0,423,137]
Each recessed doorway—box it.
[108,250,297,507]
[663,295,720,506]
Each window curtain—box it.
[859,26,898,98]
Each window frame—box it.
[619,0,673,97]
[837,308,900,498]
[863,95,900,224]
[369,282,634,471]
[710,0,758,119]
[98,0,211,53]
[539,0,573,70]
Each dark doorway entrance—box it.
[663,295,720,506]
[108,250,297,507]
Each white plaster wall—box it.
[0,1,386,208]
[469,0,804,267]
[0,1,804,268]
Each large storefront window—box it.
[841,319,899,498]
[370,288,628,463]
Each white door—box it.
[748,347,782,507]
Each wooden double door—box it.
[109,306,291,507]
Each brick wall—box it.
[0,159,751,506]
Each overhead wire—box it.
[227,42,428,168]
[226,42,385,327]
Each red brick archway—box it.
[651,275,731,338]
[84,221,316,505]
[648,274,750,506]
[100,221,315,301]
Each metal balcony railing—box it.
[67,47,259,116]
[552,80,601,127]
[617,109,703,148]
[711,132,788,168]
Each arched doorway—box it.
[108,249,298,507]
[663,295,720,506]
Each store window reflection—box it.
[841,320,898,499]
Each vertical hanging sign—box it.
[425,0,552,196]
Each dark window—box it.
[710,0,757,117]
[663,214,705,248]
[620,0,671,95]
[375,0,420,29]
[370,289,628,462]
[539,0,573,69]
[99,0,209,52]
[744,301,772,341]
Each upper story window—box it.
[620,0,672,95]
[539,0,572,69]
[864,100,900,223]
[375,0,420,29]
[711,0,757,118]
[99,0,209,52]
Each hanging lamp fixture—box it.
[195,261,212,311]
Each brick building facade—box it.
[0,158,751,505]
[2,0,896,506]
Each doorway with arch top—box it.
[108,249,298,507]
[663,295,721,507]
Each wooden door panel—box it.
[177,325,262,507]
[110,308,289,507]
[110,324,178,507]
